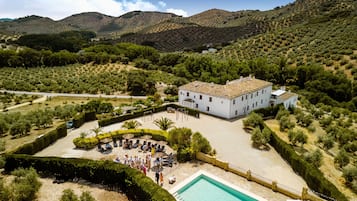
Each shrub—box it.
[334,150,350,168]
[279,116,295,131]
[177,147,193,162]
[288,129,307,147]
[80,191,96,201]
[4,155,175,201]
[73,112,97,128]
[307,124,316,133]
[268,127,348,201]
[251,127,271,149]
[243,112,264,129]
[275,108,290,120]
[304,149,323,167]
[191,132,212,154]
[0,140,5,152]
[0,157,5,169]
[253,104,282,118]
[61,189,79,201]
[13,123,67,155]
[73,129,167,149]
[342,166,357,193]
[8,167,42,201]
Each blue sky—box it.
[0,0,295,20]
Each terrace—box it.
[35,111,307,200]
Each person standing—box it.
[160,171,164,186]
[155,171,160,184]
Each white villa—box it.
[178,76,273,119]
[270,88,298,109]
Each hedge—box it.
[4,154,175,201]
[12,123,67,155]
[98,104,200,127]
[73,129,168,149]
[73,111,97,128]
[253,104,283,118]
[267,126,348,201]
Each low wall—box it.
[196,152,325,201]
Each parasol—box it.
[141,134,152,140]
[123,133,134,139]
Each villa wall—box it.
[178,85,272,119]
[196,152,324,201]
[279,95,298,109]
[228,86,272,118]
[178,90,230,118]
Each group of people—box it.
[113,153,175,186]
[114,154,152,173]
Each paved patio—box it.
[36,111,308,200]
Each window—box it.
[233,100,235,105]
[186,92,189,96]
[247,106,249,111]
[207,106,210,112]
[261,99,263,104]
[235,110,238,115]
[256,91,259,96]
[262,89,264,94]
[195,104,198,108]
[246,95,248,100]
[209,97,212,102]
[194,95,196,99]
[256,102,258,107]
[199,95,202,100]
[241,96,244,101]
[251,94,253,99]
[252,103,254,109]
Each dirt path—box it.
[37,178,128,201]
[3,96,47,111]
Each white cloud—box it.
[122,0,158,12]
[166,8,188,17]
[0,0,161,20]
[158,1,166,8]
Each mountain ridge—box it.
[0,0,356,52]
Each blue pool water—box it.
[176,174,258,201]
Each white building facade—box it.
[178,76,273,119]
[270,89,298,109]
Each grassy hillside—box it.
[0,63,180,94]
[218,16,357,77]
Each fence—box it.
[196,152,326,201]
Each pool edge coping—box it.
[169,170,268,201]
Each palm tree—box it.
[121,120,142,129]
[91,126,102,137]
[154,117,174,131]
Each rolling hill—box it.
[0,11,178,37]
[0,0,356,54]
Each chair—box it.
[133,139,139,148]
[97,144,105,153]
[113,139,118,147]
[105,143,113,150]
[156,145,161,152]
[160,145,165,152]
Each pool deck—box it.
[36,111,307,200]
[169,170,268,201]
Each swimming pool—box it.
[170,171,267,201]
